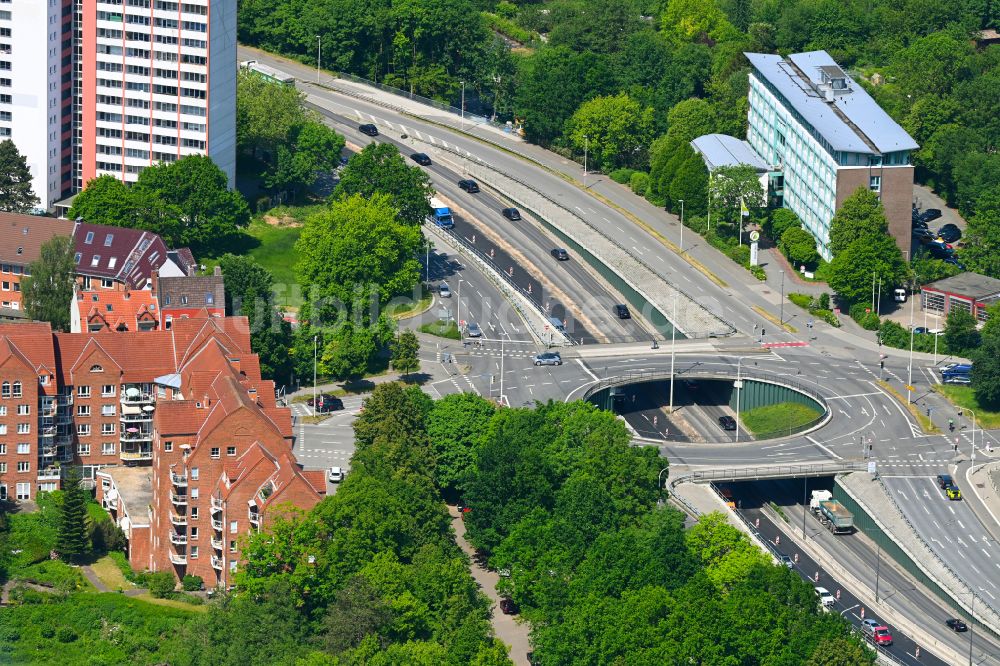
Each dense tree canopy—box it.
[0,139,39,213]
[21,236,76,332]
[334,143,434,226]
[564,93,654,171]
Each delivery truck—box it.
[428,197,454,228]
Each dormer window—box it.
[91,255,100,267]
[90,364,103,372]
[258,482,274,501]
[16,247,22,255]
[84,231,94,244]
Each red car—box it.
[499,598,518,615]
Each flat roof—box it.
[691,134,769,172]
[922,273,1000,301]
[100,466,153,527]
[745,51,919,155]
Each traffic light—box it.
[761,328,766,337]
[879,360,884,369]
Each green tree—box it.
[944,307,980,356]
[806,637,875,666]
[890,32,974,99]
[972,335,1000,408]
[960,208,1000,278]
[134,155,250,251]
[264,120,345,198]
[426,393,496,497]
[767,207,802,240]
[665,98,717,144]
[981,302,1000,341]
[218,254,276,315]
[669,152,709,217]
[21,236,76,332]
[55,470,90,563]
[68,175,183,238]
[564,93,654,171]
[827,235,908,305]
[0,139,40,212]
[710,164,765,229]
[236,69,307,158]
[662,0,742,43]
[334,143,433,226]
[781,226,819,268]
[390,329,420,378]
[828,188,888,256]
[296,194,423,313]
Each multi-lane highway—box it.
[243,47,1000,661]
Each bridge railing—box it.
[676,462,867,485]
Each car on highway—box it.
[466,322,482,337]
[946,618,968,632]
[937,474,954,489]
[328,466,344,483]
[499,598,519,615]
[861,619,893,646]
[614,304,631,319]
[410,152,432,166]
[938,223,961,242]
[718,415,737,431]
[533,352,562,366]
[815,587,835,607]
[438,283,451,298]
[315,395,344,413]
[502,207,521,221]
[358,123,379,136]
[778,554,793,568]
[551,248,570,261]
[945,484,963,500]
[458,179,480,193]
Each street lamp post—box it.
[874,535,882,603]
[499,333,506,406]
[969,592,976,666]
[801,476,808,538]
[456,279,465,332]
[679,199,685,254]
[583,135,588,189]
[460,80,465,129]
[779,269,785,325]
[735,357,745,443]
[668,291,678,413]
[658,466,670,493]
[316,35,321,83]
[706,173,712,232]
[312,334,318,411]
[965,408,977,464]
[907,276,916,404]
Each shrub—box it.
[182,574,203,591]
[750,265,767,281]
[767,208,802,240]
[629,171,650,196]
[789,293,813,309]
[848,302,880,330]
[40,626,56,639]
[108,551,149,586]
[56,627,78,643]
[609,168,636,184]
[147,571,176,599]
[818,293,830,310]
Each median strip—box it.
[751,305,798,333]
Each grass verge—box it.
[13,560,93,592]
[751,305,798,333]
[877,380,940,433]
[741,402,821,436]
[419,320,461,340]
[388,288,433,320]
[933,384,1000,429]
[769,501,788,522]
[90,555,134,591]
[133,592,209,612]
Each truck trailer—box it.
[810,490,854,534]
[428,197,454,229]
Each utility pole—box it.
[669,291,678,413]
[706,173,712,232]
[499,334,506,406]
[779,269,785,325]
[679,199,685,254]
[735,357,744,443]
[460,80,465,130]
[583,135,589,189]
[316,35,321,83]
[801,476,808,538]
[907,275,916,404]
[312,334,318,411]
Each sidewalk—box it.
[449,507,531,666]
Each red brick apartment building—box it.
[0,315,324,587]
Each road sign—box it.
[733,380,744,389]
[749,230,760,242]
[867,461,877,475]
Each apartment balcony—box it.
[169,552,187,566]
[210,496,223,512]
[120,450,153,462]
[170,492,188,506]
[121,389,154,405]
[41,405,57,418]
[170,472,188,487]
[120,430,152,443]
[169,512,187,526]
[248,511,260,527]
[56,414,72,426]
[211,518,223,531]
[41,445,57,457]
[37,468,61,481]
[41,426,57,438]
[169,532,188,545]
[58,448,74,463]
[211,555,223,570]
[120,413,153,424]
[57,394,73,407]
[210,537,223,550]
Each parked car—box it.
[358,123,379,136]
[410,152,432,166]
[458,179,480,193]
[316,395,344,413]
[946,618,968,632]
[328,466,344,483]
[501,207,521,221]
[614,304,631,319]
[466,322,482,337]
[718,415,737,431]
[914,327,928,334]
[938,223,961,242]
[499,598,519,615]
[550,248,570,261]
[438,283,451,298]
[533,352,563,366]
[918,209,942,224]
[815,587,836,607]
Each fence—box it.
[336,72,496,128]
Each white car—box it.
[438,283,451,298]
[815,586,835,607]
[328,466,344,483]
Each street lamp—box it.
[316,35,321,83]
[678,199,685,254]
[668,291,678,413]
[779,269,785,325]
[312,334,318,411]
[460,80,465,129]
[963,408,978,464]
[907,275,916,405]
[735,357,746,443]
[658,466,670,493]
[706,173,712,233]
[583,135,589,189]
[498,333,507,407]
[456,279,466,331]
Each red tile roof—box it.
[77,288,158,332]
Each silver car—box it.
[533,352,562,366]
[438,283,451,298]
[467,322,482,337]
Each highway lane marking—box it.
[632,246,645,255]
[805,435,842,459]
[576,359,599,381]
[825,392,882,400]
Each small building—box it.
[921,273,1000,323]
[0,214,75,312]
[96,466,153,571]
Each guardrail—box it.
[425,142,736,339]
[674,462,867,486]
[335,72,496,128]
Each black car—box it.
[928,244,954,258]
[501,207,521,221]
[946,618,968,632]
[358,123,379,136]
[551,248,569,261]
[410,152,432,166]
[316,395,344,413]
[614,304,631,319]
[499,598,519,615]
[719,415,737,431]
[458,179,480,193]
[938,223,961,243]
[918,209,942,224]
[937,474,954,489]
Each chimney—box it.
[213,265,221,277]
[150,269,158,296]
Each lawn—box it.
[132,592,209,612]
[387,287,433,321]
[934,384,1000,429]
[419,320,461,340]
[90,555,134,592]
[741,402,823,437]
